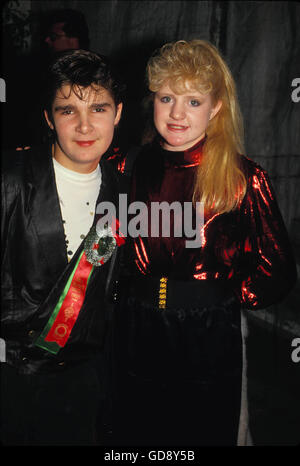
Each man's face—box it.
[45,22,79,52]
[44,84,122,173]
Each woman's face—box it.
[153,82,222,151]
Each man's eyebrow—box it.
[54,104,75,112]
[90,102,112,108]
[53,102,113,111]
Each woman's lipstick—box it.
[75,140,96,147]
[167,124,188,132]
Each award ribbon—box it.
[34,218,125,355]
[34,250,94,354]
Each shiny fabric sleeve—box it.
[236,165,297,310]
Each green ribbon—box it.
[34,250,93,355]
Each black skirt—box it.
[111,276,243,446]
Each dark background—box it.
[1,0,300,445]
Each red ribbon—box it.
[44,251,93,347]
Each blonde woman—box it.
[112,40,297,446]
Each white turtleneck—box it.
[53,158,102,261]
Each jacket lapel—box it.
[28,144,68,279]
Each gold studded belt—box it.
[158,277,168,309]
[129,275,233,310]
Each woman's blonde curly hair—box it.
[146,39,247,214]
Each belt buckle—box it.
[158,277,168,309]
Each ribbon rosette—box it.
[84,223,117,266]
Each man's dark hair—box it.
[43,8,90,49]
[43,49,125,121]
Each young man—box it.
[1,49,123,445]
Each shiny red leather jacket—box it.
[113,138,297,310]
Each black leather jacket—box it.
[1,144,120,374]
